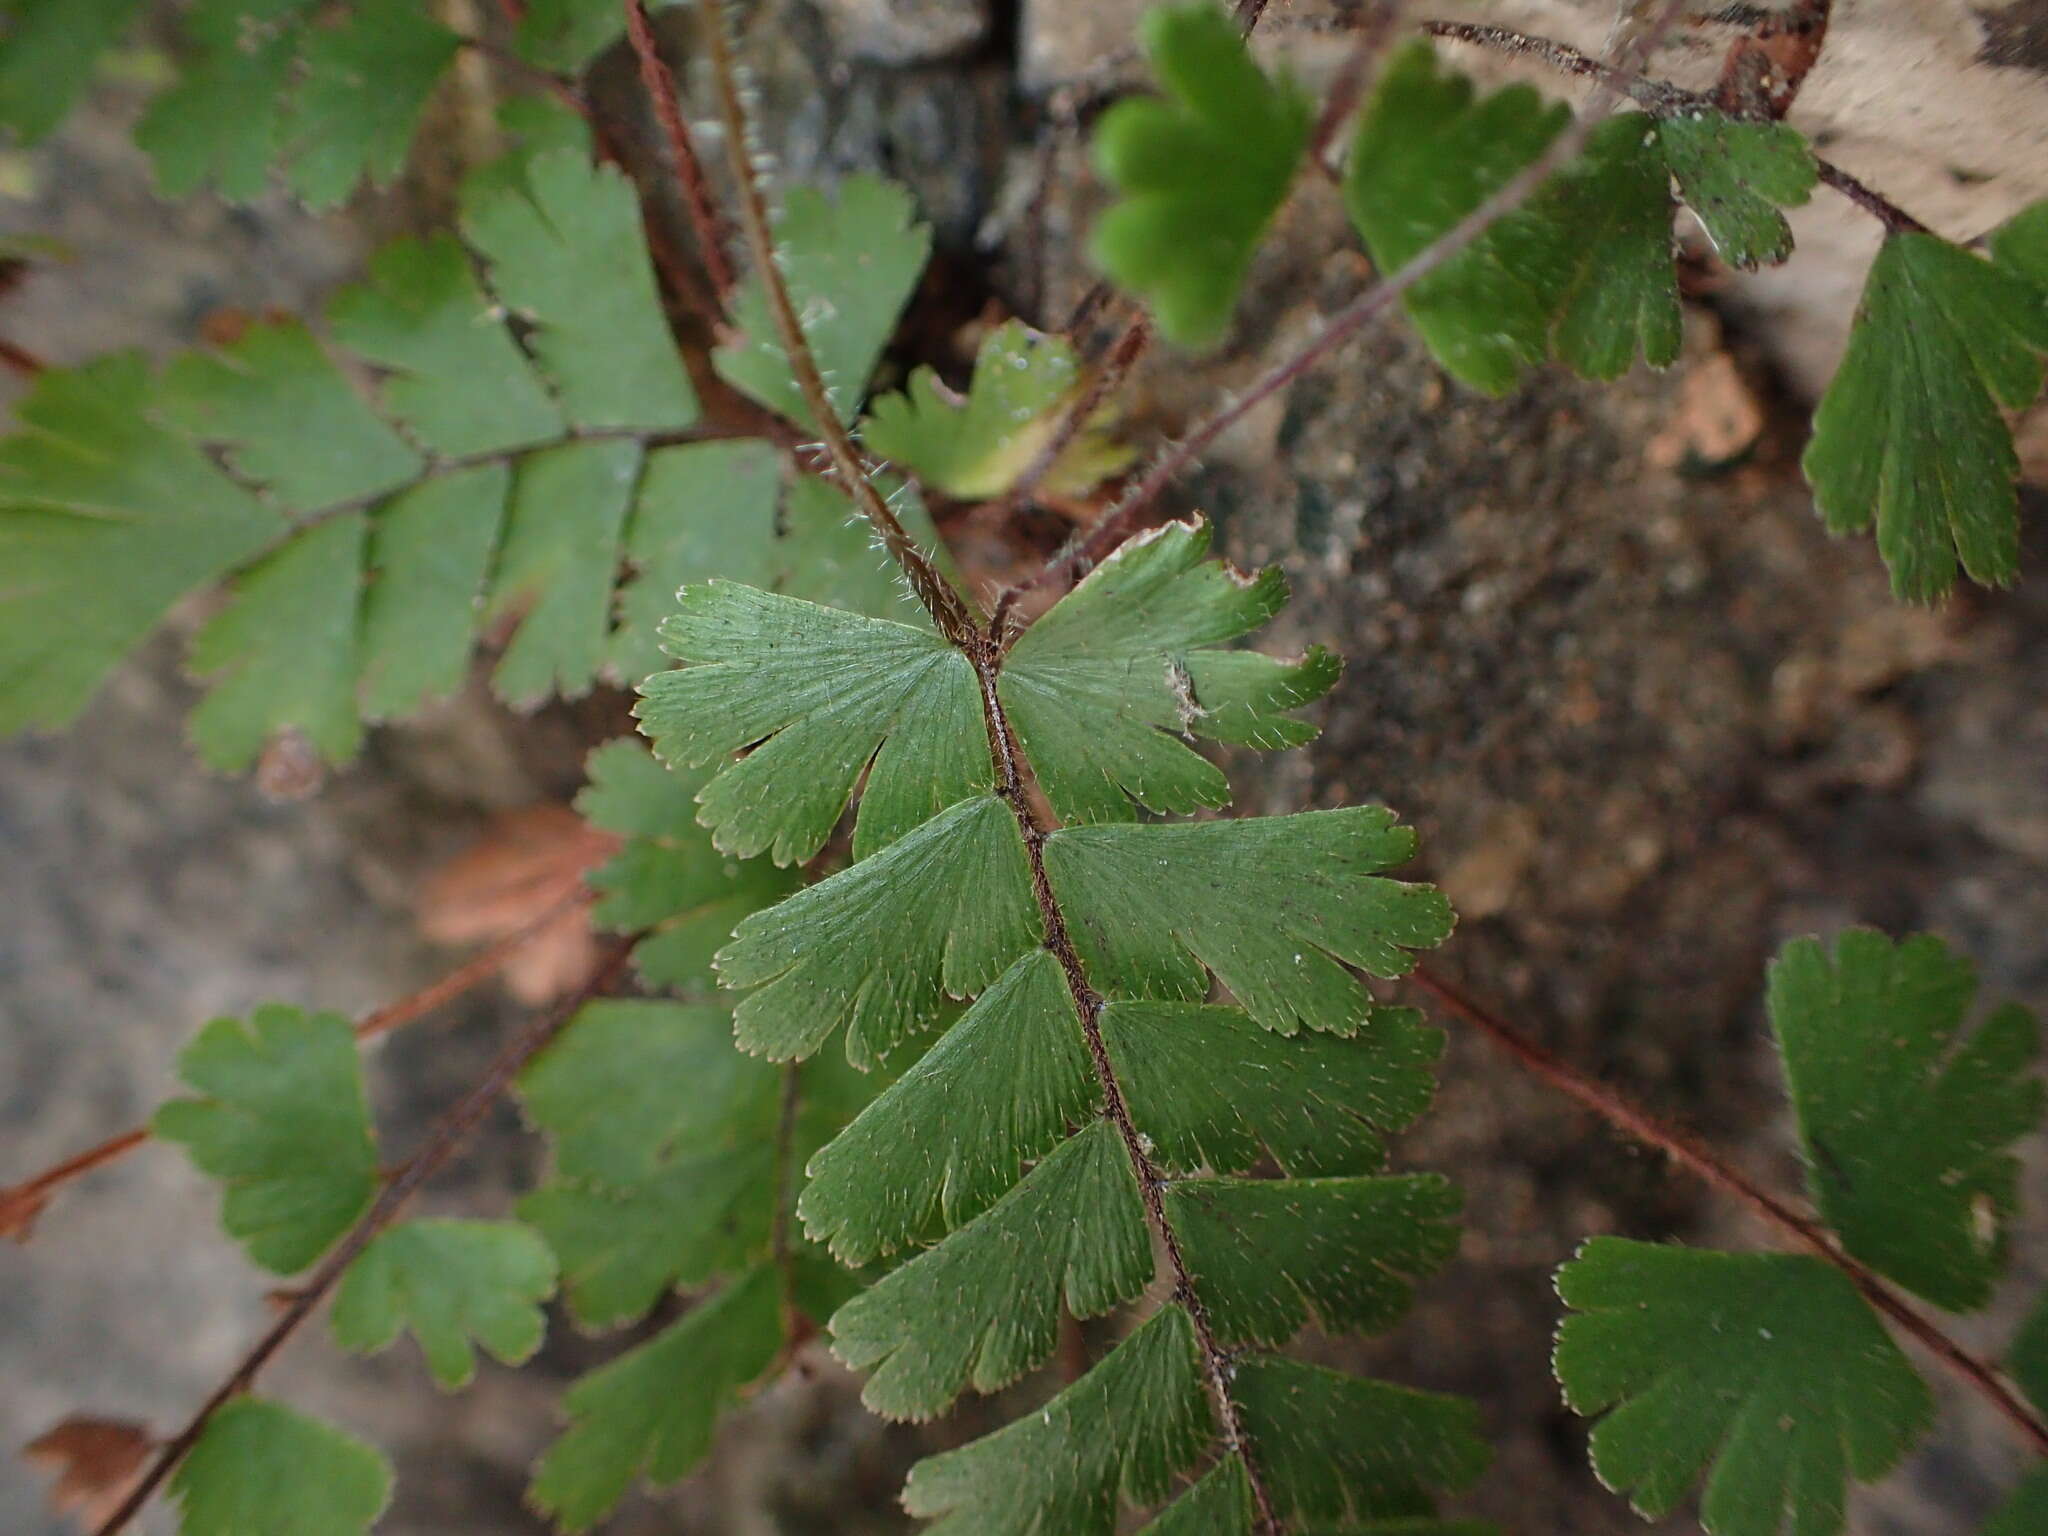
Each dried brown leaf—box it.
[415,805,619,1003]
[24,1417,155,1531]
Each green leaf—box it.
[284,0,458,209]
[0,0,145,143]
[1235,1357,1489,1524]
[830,1121,1150,1421]
[1342,53,1809,389]
[575,741,801,991]
[0,355,282,734]
[1138,1457,1496,1536]
[1166,1175,1460,1347]
[516,0,632,70]
[170,1398,392,1536]
[1001,519,1339,824]
[1802,232,2048,600]
[518,997,778,1187]
[1136,1461,1255,1535]
[522,1140,773,1328]
[157,318,420,510]
[331,1219,556,1389]
[359,464,508,719]
[901,1305,1212,1535]
[716,795,1038,1065]
[612,441,783,682]
[1992,199,2048,288]
[1100,1001,1443,1176]
[800,948,1097,1265]
[636,582,988,864]
[463,149,698,432]
[1555,1239,1934,1536]
[529,1267,784,1533]
[1343,41,1571,394]
[714,175,931,428]
[1984,1470,2048,1536]
[463,94,594,202]
[1089,2,1312,350]
[518,1000,783,1326]
[325,233,565,458]
[186,513,366,771]
[1544,114,1681,380]
[153,1004,379,1275]
[1234,1368,1486,1527]
[1046,807,1453,1032]
[772,471,953,624]
[134,14,295,202]
[862,319,1134,498]
[1767,929,2041,1311]
[486,439,641,706]
[2012,1288,2048,1416]
[1657,113,1816,271]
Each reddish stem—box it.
[1408,964,2048,1460]
[0,335,46,377]
[89,942,634,1536]
[623,0,739,303]
[1,889,592,1238]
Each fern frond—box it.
[636,508,1479,1531]
[899,1307,1213,1533]
[330,1219,557,1389]
[1768,929,2042,1311]
[0,151,937,771]
[171,1398,392,1536]
[1545,928,2048,1533]
[714,177,931,428]
[515,986,886,1523]
[831,1119,1152,1420]
[863,319,1135,499]
[1803,205,2048,600]
[1089,2,1313,350]
[1,0,651,202]
[1165,1176,1460,1347]
[527,1265,785,1533]
[1047,811,1452,1032]
[635,585,989,865]
[1555,1240,1933,1536]
[1341,43,1813,394]
[799,948,1097,1265]
[152,1005,379,1276]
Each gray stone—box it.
[815,0,989,64]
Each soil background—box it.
[4,3,2047,1535]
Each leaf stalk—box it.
[623,0,741,302]
[0,888,594,1241]
[1409,964,2048,1459]
[88,940,634,1536]
[692,0,984,647]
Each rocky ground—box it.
[4,2,2048,1534]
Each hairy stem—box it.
[1408,964,2048,1459]
[692,0,982,645]
[623,0,739,302]
[90,941,633,1536]
[1419,17,1932,233]
[967,654,1285,1535]
[0,887,593,1241]
[1815,159,1931,236]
